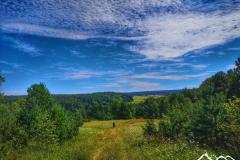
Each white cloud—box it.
[64,71,101,80]
[1,0,240,59]
[14,40,42,57]
[128,81,162,92]
[129,72,209,80]
[69,50,86,58]
[133,12,240,59]
[64,69,130,80]
[100,79,163,92]
[227,64,236,70]
[0,60,21,68]
[139,62,207,70]
[3,89,26,95]
[228,47,240,51]
[64,67,210,81]
[191,64,208,70]
[2,36,42,57]
[1,23,95,40]
[167,62,208,70]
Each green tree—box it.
[0,103,27,158]
[227,58,240,98]
[143,119,158,136]
[159,105,189,140]
[199,71,228,97]
[188,93,226,147]
[0,73,5,101]
[19,83,76,144]
[0,73,4,85]
[118,102,135,119]
[220,97,240,155]
[235,57,240,71]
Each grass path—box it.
[87,119,145,160]
[6,119,211,160]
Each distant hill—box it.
[2,90,181,104]
[126,90,181,96]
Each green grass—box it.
[5,119,215,160]
[132,95,162,104]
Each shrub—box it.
[187,93,226,147]
[143,119,158,136]
[19,83,80,144]
[220,97,240,156]
[0,104,27,158]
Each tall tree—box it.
[0,74,4,85]
[19,83,77,144]
[235,57,240,72]
[0,73,4,100]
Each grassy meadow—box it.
[5,119,215,160]
[132,95,162,104]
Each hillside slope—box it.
[6,119,214,160]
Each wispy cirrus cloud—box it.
[69,50,86,58]
[128,72,209,80]
[0,59,36,75]
[2,89,26,96]
[64,69,130,80]
[14,40,42,57]
[1,36,42,57]
[227,64,236,70]
[1,0,240,59]
[1,23,94,40]
[0,60,21,69]
[63,67,210,82]
[127,81,162,92]
[228,47,240,51]
[99,79,163,92]
[132,11,240,59]
[170,63,208,70]
[138,62,208,71]
[64,71,101,80]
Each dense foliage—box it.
[56,94,134,120]
[143,58,240,157]
[0,82,84,158]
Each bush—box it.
[0,104,27,158]
[19,83,80,144]
[159,107,188,140]
[143,119,158,136]
[220,97,240,156]
[187,93,226,147]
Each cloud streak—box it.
[1,0,240,59]
[0,60,21,69]
[128,72,209,80]
[64,68,210,81]
[64,71,101,80]
[1,36,42,57]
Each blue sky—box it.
[0,0,240,95]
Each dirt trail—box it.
[92,122,123,160]
[91,120,133,160]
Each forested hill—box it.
[127,90,181,96]
[3,90,180,104]
[2,92,130,107]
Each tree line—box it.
[143,58,240,157]
[0,83,85,158]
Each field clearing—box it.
[6,119,212,160]
[132,95,162,104]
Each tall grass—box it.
[5,119,216,160]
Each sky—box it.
[0,0,240,95]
